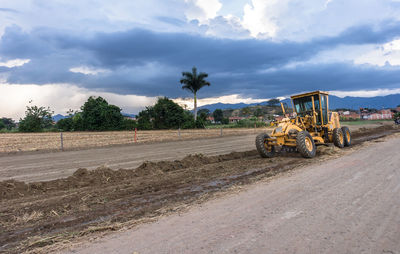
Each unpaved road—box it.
[64,135,400,254]
[0,135,257,182]
[0,124,387,182]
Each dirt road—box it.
[0,135,257,182]
[0,124,388,182]
[0,125,398,253]
[64,133,400,254]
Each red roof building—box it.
[229,116,245,123]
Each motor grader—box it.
[256,91,351,158]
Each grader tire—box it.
[296,131,316,158]
[341,126,351,147]
[333,128,345,148]
[255,133,275,158]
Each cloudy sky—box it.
[1,0,400,119]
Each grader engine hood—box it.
[272,121,302,136]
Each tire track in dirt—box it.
[0,125,398,254]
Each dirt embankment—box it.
[0,124,398,254]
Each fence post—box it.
[178,128,181,138]
[220,127,223,137]
[60,132,64,151]
[134,128,137,143]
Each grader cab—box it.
[256,91,351,158]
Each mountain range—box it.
[198,94,400,112]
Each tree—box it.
[137,106,154,130]
[180,66,211,120]
[121,118,137,130]
[19,104,53,132]
[267,98,280,106]
[153,97,187,129]
[0,118,16,130]
[197,108,210,116]
[241,107,251,117]
[198,112,208,122]
[221,117,229,124]
[213,109,224,123]
[81,96,123,131]
[0,121,5,130]
[137,97,196,129]
[56,110,75,131]
[56,117,74,131]
[254,108,263,117]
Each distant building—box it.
[229,116,245,123]
[124,116,136,121]
[367,109,393,120]
[339,110,361,120]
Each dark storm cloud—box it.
[209,63,400,98]
[1,20,400,98]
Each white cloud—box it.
[174,94,270,109]
[185,0,223,23]
[278,39,400,68]
[204,14,250,39]
[329,88,400,98]
[0,0,189,36]
[0,83,156,120]
[242,0,278,38]
[354,39,400,66]
[69,66,109,75]
[0,58,30,68]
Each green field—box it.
[340,120,392,125]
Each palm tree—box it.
[180,66,211,120]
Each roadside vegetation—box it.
[341,119,393,125]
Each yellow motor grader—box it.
[256,91,351,158]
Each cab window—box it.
[293,94,321,124]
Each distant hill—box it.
[52,114,67,122]
[122,113,136,118]
[199,94,400,112]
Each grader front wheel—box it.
[255,133,275,158]
[296,131,316,158]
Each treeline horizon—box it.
[0,96,214,132]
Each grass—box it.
[206,124,241,129]
[340,120,392,125]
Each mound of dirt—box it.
[0,150,258,200]
[136,151,256,174]
[0,180,29,199]
[352,124,397,138]
[317,145,342,156]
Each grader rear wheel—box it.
[341,126,351,146]
[296,131,316,158]
[255,133,275,158]
[333,128,345,148]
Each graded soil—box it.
[0,124,399,254]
